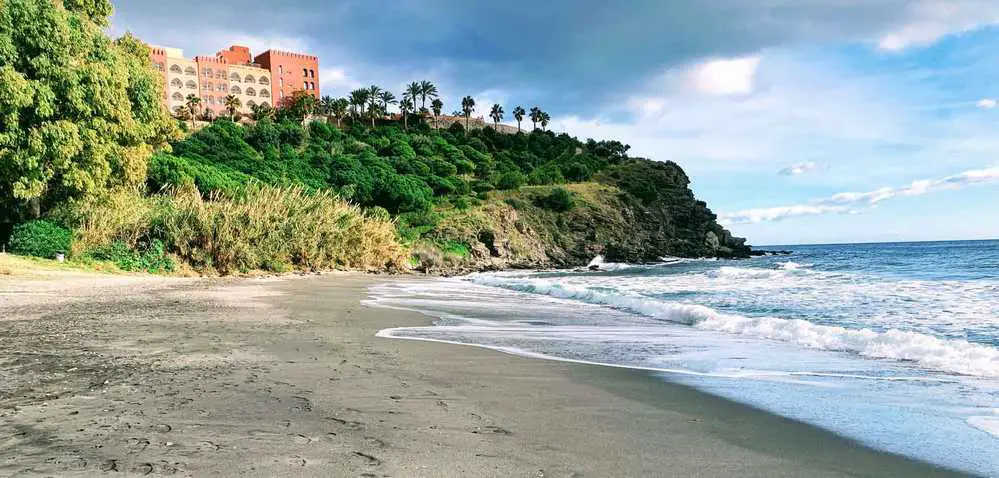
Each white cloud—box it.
[779,161,818,176]
[877,0,999,51]
[977,98,997,109]
[688,57,761,95]
[721,166,999,224]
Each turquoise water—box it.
[369,240,999,475]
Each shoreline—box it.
[0,273,970,476]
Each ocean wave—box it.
[466,275,999,378]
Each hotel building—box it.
[148,44,320,118]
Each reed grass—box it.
[67,185,408,274]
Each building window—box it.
[261,101,270,108]
[246,87,256,96]
[303,82,308,90]
[230,72,240,82]
[231,85,241,94]
[186,80,197,89]
[259,76,269,85]
[309,69,314,78]
[303,68,308,77]
[279,65,283,75]
[204,68,213,76]
[244,74,255,83]
[279,78,283,87]
[259,89,269,97]
[171,92,184,101]
[170,64,182,73]
[170,78,182,88]
[310,82,315,90]
[246,100,257,108]
[216,71,224,79]
[185,66,196,75]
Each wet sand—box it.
[0,272,970,477]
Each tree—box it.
[419,80,438,111]
[489,104,504,129]
[540,111,551,132]
[224,94,242,121]
[529,106,542,130]
[185,94,202,129]
[349,89,369,122]
[281,90,316,125]
[251,103,275,122]
[431,98,443,129]
[406,82,422,115]
[367,85,382,127]
[399,98,414,130]
[319,95,335,122]
[513,106,526,133]
[461,96,476,131]
[0,2,176,219]
[331,98,349,128]
[378,90,397,118]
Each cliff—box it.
[414,158,749,273]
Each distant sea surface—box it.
[368,240,999,475]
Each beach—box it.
[0,271,968,477]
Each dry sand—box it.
[0,272,971,477]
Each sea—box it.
[366,240,999,475]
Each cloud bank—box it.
[779,161,818,176]
[721,166,999,225]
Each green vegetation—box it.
[8,219,72,259]
[0,0,748,275]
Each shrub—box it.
[8,220,73,259]
[90,240,176,273]
[535,188,575,212]
[495,171,526,190]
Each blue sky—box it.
[109,0,999,245]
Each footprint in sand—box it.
[130,462,154,475]
[352,451,382,467]
[290,396,313,413]
[325,416,364,431]
[472,425,512,435]
[290,434,315,445]
[152,423,172,433]
[362,437,386,449]
[287,455,307,467]
[99,459,118,472]
[127,437,150,452]
[197,441,221,452]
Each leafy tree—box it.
[224,94,241,121]
[280,90,316,124]
[489,104,504,129]
[0,2,176,218]
[513,106,526,133]
[318,95,334,122]
[251,102,275,121]
[540,111,551,131]
[461,96,476,131]
[366,85,383,127]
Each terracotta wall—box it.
[254,50,320,104]
[217,45,252,65]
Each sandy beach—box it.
[0,271,970,477]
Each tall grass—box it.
[64,185,408,274]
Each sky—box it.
[109,0,999,245]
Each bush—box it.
[495,171,526,190]
[90,240,176,273]
[535,188,575,212]
[8,220,73,259]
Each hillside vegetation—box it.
[1,0,748,275]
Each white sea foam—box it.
[466,275,999,377]
[968,416,999,438]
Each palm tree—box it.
[185,94,201,129]
[431,98,443,129]
[540,111,551,132]
[529,106,542,131]
[331,98,349,128]
[378,90,397,111]
[349,89,369,122]
[513,106,526,133]
[319,95,335,122]
[399,97,414,130]
[419,80,438,111]
[405,82,422,114]
[461,96,475,131]
[489,104,504,129]
[223,94,241,121]
[367,85,383,127]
